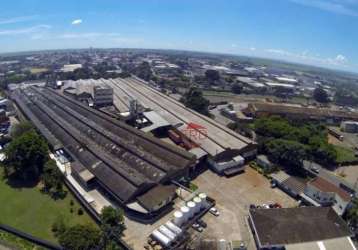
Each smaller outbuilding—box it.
[249,207,354,250]
[256,155,273,172]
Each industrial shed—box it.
[244,102,358,123]
[11,86,196,215]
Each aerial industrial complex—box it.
[12,86,197,218]
[3,48,358,250]
[59,77,257,175]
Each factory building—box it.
[249,207,353,250]
[244,102,358,124]
[57,77,257,176]
[63,80,113,108]
[341,121,358,133]
[11,86,196,218]
[93,85,113,107]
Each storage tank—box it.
[152,230,170,247]
[199,193,208,208]
[166,221,182,235]
[180,206,190,222]
[187,201,196,218]
[193,196,202,212]
[158,225,176,240]
[173,211,184,227]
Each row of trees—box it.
[180,87,211,116]
[55,206,125,250]
[254,116,337,169]
[3,122,64,197]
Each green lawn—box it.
[0,170,97,243]
[334,145,358,164]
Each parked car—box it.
[197,219,207,228]
[192,223,203,232]
[262,203,270,209]
[209,207,220,216]
[311,166,320,174]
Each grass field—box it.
[29,68,48,74]
[0,170,97,243]
[334,145,358,164]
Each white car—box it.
[209,207,220,216]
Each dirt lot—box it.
[335,165,358,185]
[191,167,297,250]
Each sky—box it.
[0,0,357,72]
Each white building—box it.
[303,177,352,216]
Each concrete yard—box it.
[335,165,358,186]
[122,188,194,250]
[123,167,297,250]
[192,167,297,250]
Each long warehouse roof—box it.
[12,87,195,204]
[102,77,256,157]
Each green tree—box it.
[58,224,101,250]
[205,70,220,82]
[42,159,64,197]
[52,216,67,238]
[10,121,34,138]
[347,198,358,227]
[313,87,329,103]
[4,130,49,180]
[265,139,307,169]
[100,206,126,248]
[180,88,210,116]
[231,83,243,94]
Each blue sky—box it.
[0,0,357,72]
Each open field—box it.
[334,145,358,164]
[29,68,48,74]
[0,170,96,243]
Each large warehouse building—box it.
[101,77,257,175]
[11,86,196,218]
[244,102,358,123]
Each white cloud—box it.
[265,48,349,67]
[59,32,120,39]
[335,54,347,62]
[0,15,37,25]
[71,19,83,25]
[0,25,51,36]
[290,0,358,17]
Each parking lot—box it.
[122,166,297,250]
[192,167,297,249]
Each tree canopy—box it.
[254,116,337,167]
[313,87,329,103]
[42,159,65,197]
[4,130,49,180]
[180,88,210,116]
[10,121,34,138]
[58,224,101,250]
[205,70,220,82]
[100,206,126,249]
[231,83,243,94]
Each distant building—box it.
[249,207,354,250]
[61,64,82,72]
[341,121,358,133]
[93,85,113,107]
[244,102,358,123]
[275,76,298,84]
